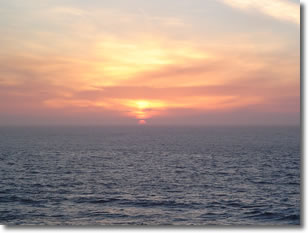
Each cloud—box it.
[39,78,298,119]
[220,0,299,24]
[50,7,87,16]
[0,0,299,125]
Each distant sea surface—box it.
[0,126,300,225]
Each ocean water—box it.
[0,126,300,225]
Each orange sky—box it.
[0,0,300,125]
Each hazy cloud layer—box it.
[220,0,299,24]
[0,0,300,125]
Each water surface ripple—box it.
[0,126,300,225]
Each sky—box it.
[0,0,300,125]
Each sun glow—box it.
[118,99,167,122]
[138,120,147,125]
[136,100,150,109]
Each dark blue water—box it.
[0,126,300,225]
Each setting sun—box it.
[136,101,150,109]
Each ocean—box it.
[0,126,301,225]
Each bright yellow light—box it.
[92,38,210,87]
[136,100,150,109]
[114,99,167,119]
[121,99,166,110]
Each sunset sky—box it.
[0,0,300,125]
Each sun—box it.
[136,100,150,109]
[120,99,166,122]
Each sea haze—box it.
[0,126,300,225]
